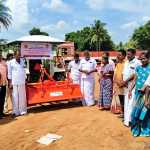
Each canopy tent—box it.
[6,35,65,59]
[8,35,64,44]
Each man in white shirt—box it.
[79,51,97,106]
[122,49,141,126]
[8,50,27,117]
[68,53,81,84]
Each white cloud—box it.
[6,0,29,29]
[56,20,66,29]
[121,21,139,30]
[86,0,106,10]
[110,0,141,13]
[121,15,150,30]
[41,20,80,39]
[41,20,67,31]
[43,0,72,13]
[86,0,150,13]
[142,16,150,22]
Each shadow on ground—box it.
[27,100,83,114]
[0,115,17,125]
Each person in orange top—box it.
[0,51,7,119]
[111,50,126,115]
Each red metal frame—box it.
[26,80,82,106]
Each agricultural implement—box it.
[26,67,82,106]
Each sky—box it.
[1,0,150,44]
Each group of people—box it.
[68,49,150,137]
[0,50,27,119]
[0,48,150,137]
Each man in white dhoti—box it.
[8,51,27,117]
[122,49,141,126]
[68,53,81,84]
[79,51,97,106]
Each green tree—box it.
[124,40,137,49]
[65,20,114,51]
[0,0,12,30]
[115,41,125,50]
[130,20,150,50]
[29,27,49,36]
[91,20,106,50]
[65,31,79,49]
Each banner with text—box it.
[21,42,52,58]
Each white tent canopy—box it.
[9,35,64,43]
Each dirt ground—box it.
[0,75,150,150]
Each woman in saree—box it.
[140,75,150,111]
[128,51,150,136]
[111,50,126,114]
[98,55,114,110]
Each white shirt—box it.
[122,58,141,81]
[8,58,26,85]
[6,60,10,66]
[122,57,141,93]
[79,58,97,79]
[68,60,81,81]
[145,75,150,86]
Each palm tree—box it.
[91,20,106,51]
[0,0,12,30]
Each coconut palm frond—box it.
[0,0,12,30]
